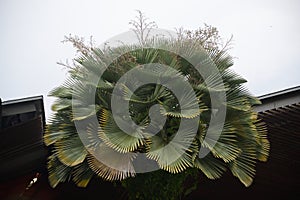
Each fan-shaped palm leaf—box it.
[98,109,145,153]
[193,152,227,179]
[200,122,241,163]
[146,119,198,173]
[44,111,75,145]
[55,135,87,167]
[87,143,136,181]
[47,155,72,188]
[72,161,94,187]
[229,141,257,187]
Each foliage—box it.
[121,168,199,200]
[45,10,269,199]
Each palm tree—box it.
[44,12,269,199]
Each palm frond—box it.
[87,143,136,181]
[98,109,145,153]
[131,47,159,64]
[44,111,75,145]
[44,129,72,146]
[225,86,252,111]
[146,119,198,173]
[193,152,227,179]
[47,155,72,188]
[72,104,101,121]
[55,135,87,167]
[160,90,207,119]
[200,122,241,163]
[51,98,72,112]
[206,46,234,71]
[48,85,72,99]
[254,120,270,162]
[75,54,106,77]
[72,161,94,187]
[229,141,257,187]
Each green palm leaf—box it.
[229,141,257,187]
[44,111,75,145]
[146,119,198,173]
[87,143,136,181]
[51,98,72,112]
[146,135,193,173]
[200,122,241,163]
[47,155,72,188]
[98,109,145,153]
[254,120,270,162]
[72,161,94,187]
[55,135,87,167]
[193,152,227,179]
[159,91,206,119]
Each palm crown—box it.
[45,19,269,190]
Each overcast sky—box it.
[0,0,299,120]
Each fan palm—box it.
[45,21,269,195]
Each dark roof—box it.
[0,95,47,182]
[1,95,46,129]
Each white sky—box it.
[0,0,299,120]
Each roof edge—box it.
[257,85,300,100]
[1,95,44,105]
